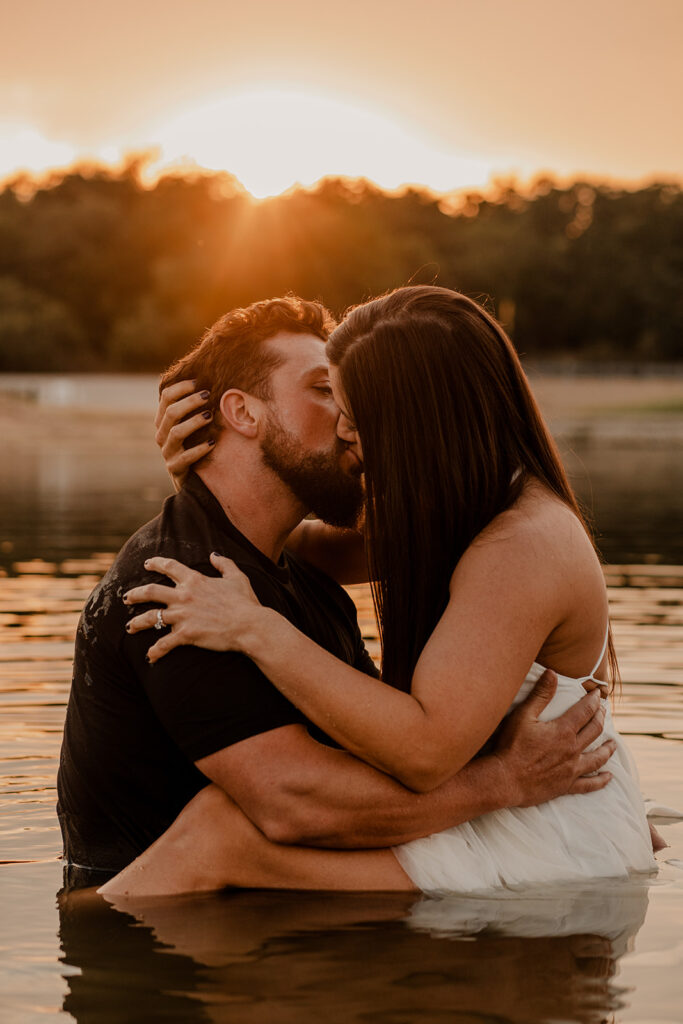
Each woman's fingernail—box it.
[144,559,151,568]
[207,439,215,447]
[202,410,212,420]
[200,390,210,400]
[122,593,129,603]
[125,623,131,632]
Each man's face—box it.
[258,332,364,527]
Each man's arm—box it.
[198,672,614,848]
[284,520,369,585]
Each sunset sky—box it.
[2,0,681,197]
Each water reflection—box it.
[2,440,170,570]
[2,436,683,570]
[561,443,683,565]
[60,885,646,1023]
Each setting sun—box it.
[148,89,493,198]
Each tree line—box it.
[0,160,681,371]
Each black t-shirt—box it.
[57,473,377,883]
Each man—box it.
[57,295,612,890]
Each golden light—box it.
[0,123,79,179]
[150,89,493,198]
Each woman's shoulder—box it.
[455,478,598,591]
[478,477,584,544]
[448,479,608,674]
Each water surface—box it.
[1,375,682,1022]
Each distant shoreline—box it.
[2,371,683,447]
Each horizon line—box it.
[2,153,681,204]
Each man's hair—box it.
[160,295,336,450]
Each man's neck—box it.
[195,454,306,563]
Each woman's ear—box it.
[219,389,260,438]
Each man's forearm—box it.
[315,755,512,848]
[255,745,513,848]
[206,676,613,850]
[284,520,368,585]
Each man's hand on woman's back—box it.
[493,670,615,808]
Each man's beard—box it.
[260,415,364,528]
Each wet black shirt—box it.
[57,473,377,884]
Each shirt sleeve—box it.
[120,558,378,762]
[129,634,305,765]
[137,642,306,762]
[121,571,306,763]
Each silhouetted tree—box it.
[0,162,680,370]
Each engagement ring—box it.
[154,609,166,631]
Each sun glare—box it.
[0,91,494,198]
[0,124,79,180]
[150,89,493,198]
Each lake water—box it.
[1,375,683,1022]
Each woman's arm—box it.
[126,513,568,792]
[155,383,369,583]
[236,529,561,791]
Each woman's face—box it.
[329,366,364,476]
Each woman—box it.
[105,286,656,896]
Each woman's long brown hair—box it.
[327,286,618,693]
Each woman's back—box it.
[392,495,656,893]
[475,478,610,689]
[388,479,659,894]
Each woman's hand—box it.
[155,381,214,492]
[124,553,265,663]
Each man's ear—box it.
[219,389,262,438]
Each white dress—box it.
[392,630,658,894]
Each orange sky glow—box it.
[2,0,682,198]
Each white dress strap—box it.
[578,623,610,682]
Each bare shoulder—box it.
[447,479,609,676]
[470,476,589,552]
[452,478,601,600]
